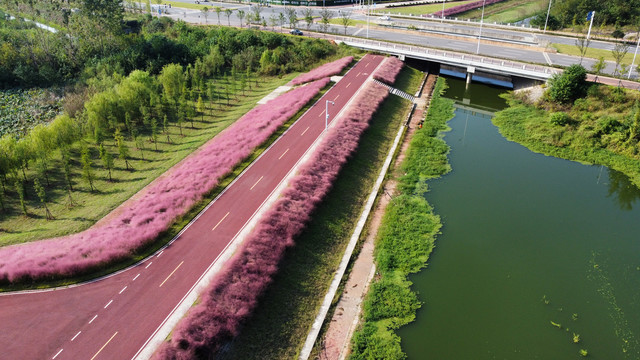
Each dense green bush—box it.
[530,13,561,30]
[550,112,572,126]
[549,64,588,104]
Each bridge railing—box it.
[334,36,560,80]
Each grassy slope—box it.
[375,0,475,16]
[349,78,454,360]
[492,85,640,188]
[220,66,424,360]
[459,0,547,23]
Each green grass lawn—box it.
[220,65,425,360]
[459,0,547,23]
[0,73,301,247]
[552,43,636,65]
[375,0,475,16]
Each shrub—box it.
[550,112,572,126]
[155,62,399,359]
[530,14,561,30]
[372,57,404,86]
[290,56,353,86]
[612,29,625,39]
[548,64,588,104]
[0,78,330,284]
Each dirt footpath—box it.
[318,74,438,360]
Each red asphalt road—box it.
[0,54,384,360]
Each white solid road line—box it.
[543,51,552,65]
[52,349,63,359]
[71,331,81,342]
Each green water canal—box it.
[397,77,640,359]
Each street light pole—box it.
[628,33,640,79]
[325,100,335,130]
[476,0,486,55]
[543,0,552,33]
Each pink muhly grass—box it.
[155,79,395,359]
[0,78,330,284]
[432,0,505,17]
[372,56,404,86]
[290,56,354,86]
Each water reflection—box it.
[606,168,640,210]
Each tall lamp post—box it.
[628,33,640,79]
[476,0,486,55]
[325,100,335,130]
[543,0,552,33]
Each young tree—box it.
[575,36,591,65]
[237,10,246,28]
[279,12,286,32]
[81,145,96,192]
[215,6,222,24]
[196,95,205,123]
[99,143,115,181]
[286,7,298,29]
[151,117,159,150]
[15,179,27,216]
[591,56,606,75]
[269,14,278,31]
[320,8,333,33]
[159,64,185,110]
[34,177,54,220]
[338,10,352,35]
[225,8,233,26]
[612,42,630,77]
[251,4,262,24]
[303,8,313,30]
[201,6,209,24]
[60,147,75,206]
[115,131,131,170]
[163,115,172,143]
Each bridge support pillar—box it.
[466,66,475,85]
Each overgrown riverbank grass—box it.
[349,78,454,360]
[217,66,424,360]
[0,74,298,247]
[492,85,640,187]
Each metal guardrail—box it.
[335,36,560,80]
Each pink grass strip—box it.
[155,78,395,359]
[0,78,330,284]
[432,0,505,17]
[372,56,404,86]
[290,56,354,86]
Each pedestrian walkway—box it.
[373,79,416,102]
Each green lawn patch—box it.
[375,0,476,16]
[459,0,547,23]
[552,43,635,65]
[220,65,424,360]
[349,77,454,360]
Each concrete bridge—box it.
[334,36,560,86]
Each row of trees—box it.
[531,0,640,30]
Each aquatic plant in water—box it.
[0,79,330,284]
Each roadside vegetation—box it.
[349,78,454,359]
[0,7,355,246]
[211,66,424,360]
[458,0,547,23]
[493,65,640,188]
[0,88,63,138]
[374,1,476,16]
